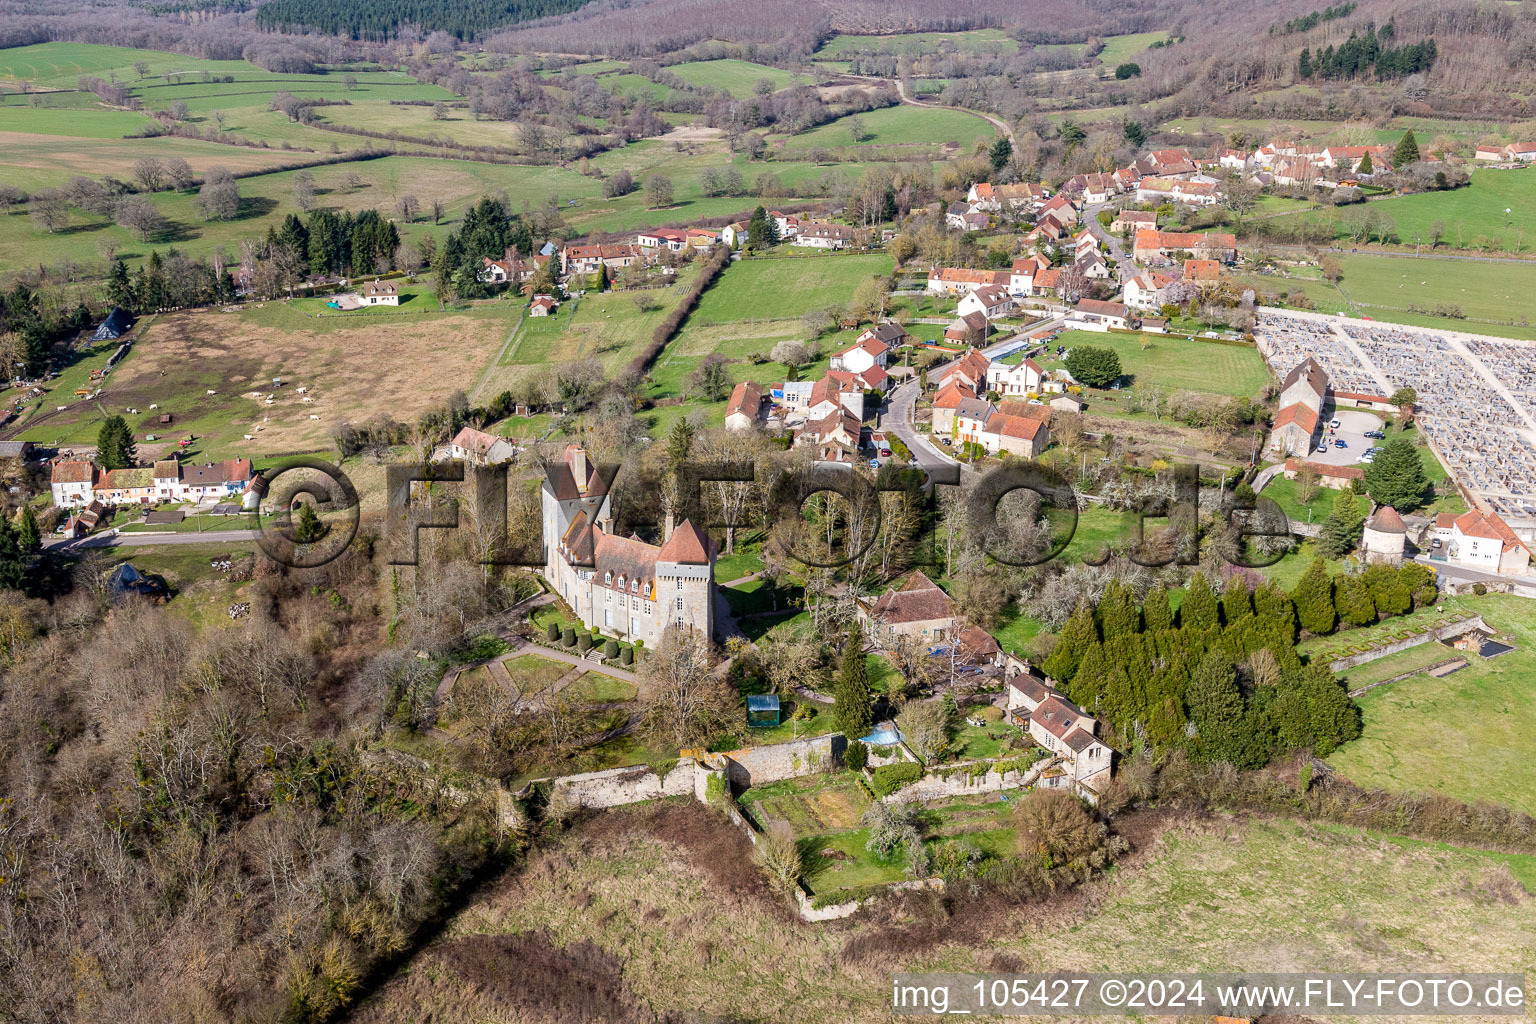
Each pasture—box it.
[775,104,995,155]
[817,29,1021,57]
[1327,594,1536,815]
[1054,330,1271,397]
[1096,31,1169,68]
[1272,169,1536,253]
[13,303,509,458]
[0,42,262,90]
[1334,253,1536,327]
[668,59,804,97]
[689,252,893,324]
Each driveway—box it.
[46,528,259,550]
[1307,408,1383,467]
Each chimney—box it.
[571,448,587,494]
[664,511,675,542]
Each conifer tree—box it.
[1068,642,1109,707]
[1292,558,1337,635]
[1221,579,1253,625]
[1334,573,1377,627]
[834,624,873,738]
[1182,571,1220,630]
[1096,580,1140,640]
[1393,128,1419,166]
[1252,581,1297,641]
[1186,651,1253,765]
[17,506,40,556]
[1142,585,1175,631]
[1043,602,1098,683]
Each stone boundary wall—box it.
[548,759,698,808]
[685,733,845,789]
[882,757,1056,804]
[1326,615,1487,673]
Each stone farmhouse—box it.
[1005,672,1113,801]
[52,457,257,509]
[541,446,716,644]
[857,570,958,639]
[1268,358,1328,457]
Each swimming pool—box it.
[859,722,902,746]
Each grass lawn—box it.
[1277,169,1536,254]
[722,577,804,617]
[1256,540,1345,592]
[947,721,1024,761]
[1095,31,1168,68]
[712,536,766,582]
[818,29,1019,56]
[1334,641,1469,691]
[740,773,871,833]
[690,253,894,325]
[1301,595,1476,662]
[777,104,994,155]
[1326,594,1536,814]
[990,604,1045,656]
[1259,475,1338,524]
[1335,253,1536,326]
[1055,330,1270,398]
[565,674,637,703]
[798,828,908,893]
[500,654,571,696]
[668,59,804,97]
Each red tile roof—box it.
[657,519,714,564]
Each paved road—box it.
[1268,244,1536,266]
[892,79,1016,149]
[1415,555,1536,591]
[1083,200,1136,282]
[885,380,959,474]
[45,528,259,550]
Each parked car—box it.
[880,448,892,457]
[1360,454,1374,464]
[1364,429,1385,439]
[1334,439,1348,448]
[1316,444,1330,454]
[941,437,952,446]
[1329,418,1341,429]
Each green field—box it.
[1096,31,1169,68]
[1055,330,1271,397]
[1275,169,1536,254]
[817,29,1021,57]
[668,59,804,97]
[690,253,893,325]
[1327,594,1536,814]
[776,104,994,155]
[1334,253,1536,326]
[1260,474,1345,524]
[0,41,263,89]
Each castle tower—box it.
[1362,505,1407,564]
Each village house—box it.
[561,243,642,275]
[1123,270,1175,311]
[363,280,399,306]
[779,371,867,421]
[1132,229,1238,265]
[1069,298,1131,331]
[718,221,750,248]
[1008,254,1049,294]
[542,445,716,643]
[945,311,990,345]
[931,384,993,436]
[927,266,1009,296]
[1038,194,1079,228]
[1062,171,1118,203]
[792,223,853,249]
[49,460,96,507]
[53,457,257,509]
[957,284,1013,320]
[969,408,1051,458]
[854,321,910,351]
[829,335,891,375]
[1475,145,1506,162]
[529,293,559,316]
[1110,209,1157,235]
[1430,510,1533,574]
[724,381,768,431]
[937,348,992,394]
[1183,259,1222,285]
[1135,176,1220,206]
[769,211,800,237]
[685,228,718,249]
[966,181,1050,212]
[857,570,957,638]
[479,247,547,284]
[448,426,516,467]
[636,228,688,251]
[987,356,1045,398]
[1005,673,1113,800]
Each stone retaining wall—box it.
[1327,615,1487,673]
[883,757,1054,804]
[549,759,698,808]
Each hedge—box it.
[870,761,922,797]
[626,244,731,377]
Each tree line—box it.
[1298,24,1438,81]
[256,0,596,40]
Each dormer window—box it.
[630,579,639,594]
[604,571,612,586]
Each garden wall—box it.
[690,734,846,788]
[883,757,1055,805]
[549,759,699,808]
[1326,614,1488,672]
